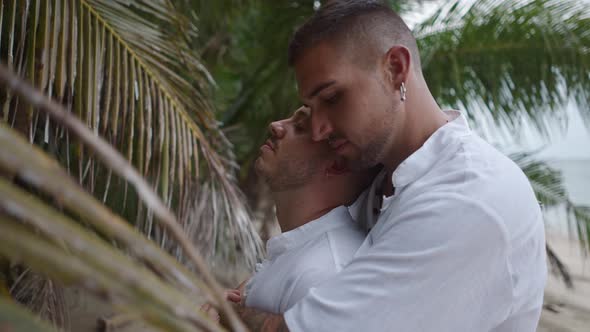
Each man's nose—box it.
[310,110,333,142]
[269,121,285,138]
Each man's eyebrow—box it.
[306,81,336,99]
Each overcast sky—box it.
[536,105,590,160]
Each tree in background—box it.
[0,0,263,267]
[0,0,261,329]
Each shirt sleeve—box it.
[284,192,514,332]
[280,267,337,313]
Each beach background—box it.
[539,159,590,332]
[530,100,590,331]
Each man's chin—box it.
[254,158,273,178]
[343,153,380,171]
[337,150,364,170]
[254,157,265,174]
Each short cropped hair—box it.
[288,0,421,71]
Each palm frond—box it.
[0,0,261,271]
[513,153,590,250]
[512,153,590,285]
[0,63,248,332]
[415,0,590,139]
[0,298,60,332]
[545,243,573,288]
[9,270,69,331]
[0,213,216,332]
[0,176,220,331]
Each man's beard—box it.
[348,98,399,170]
[345,136,387,171]
[265,157,321,192]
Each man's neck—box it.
[383,81,449,174]
[382,81,449,194]
[273,187,336,233]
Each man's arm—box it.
[281,195,513,331]
[200,278,249,322]
[236,306,289,332]
[204,277,288,331]
[233,276,289,331]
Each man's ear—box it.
[383,45,411,87]
[326,158,350,177]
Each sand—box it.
[538,232,590,332]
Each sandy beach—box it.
[538,232,590,332]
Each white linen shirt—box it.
[284,111,547,332]
[244,206,364,314]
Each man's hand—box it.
[225,289,242,304]
[198,282,289,331]
[199,289,243,322]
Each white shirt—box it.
[285,111,547,332]
[245,206,364,314]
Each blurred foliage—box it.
[417,0,590,139]
[0,0,262,267]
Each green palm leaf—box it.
[513,154,590,252]
[0,298,60,332]
[0,64,247,331]
[512,153,590,286]
[415,0,590,137]
[0,0,262,267]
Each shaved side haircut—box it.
[288,0,421,72]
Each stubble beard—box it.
[265,157,321,192]
[352,95,401,170]
[346,137,386,171]
[345,111,393,171]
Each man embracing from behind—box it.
[240,1,547,331]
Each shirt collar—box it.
[266,206,353,260]
[392,110,470,188]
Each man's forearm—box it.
[236,305,289,332]
[253,313,288,332]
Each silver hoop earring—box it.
[400,82,407,102]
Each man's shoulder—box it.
[295,220,365,271]
[269,227,359,272]
[382,191,510,244]
[405,132,540,227]
[324,220,365,269]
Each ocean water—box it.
[543,160,590,235]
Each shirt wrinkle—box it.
[246,206,364,314]
[326,231,340,271]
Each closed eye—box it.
[322,93,340,105]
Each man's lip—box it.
[262,140,275,151]
[329,138,348,150]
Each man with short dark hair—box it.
[240,1,547,331]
